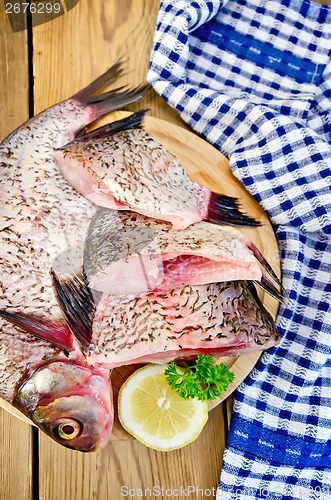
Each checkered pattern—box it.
[148,1,331,498]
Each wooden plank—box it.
[0,3,32,500]
[30,0,227,496]
[0,2,29,139]
[39,403,226,500]
[32,0,184,125]
[0,410,33,500]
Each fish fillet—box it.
[84,208,263,295]
[54,110,259,229]
[88,281,279,368]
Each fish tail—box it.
[206,192,261,227]
[76,109,149,141]
[74,60,123,99]
[245,281,275,322]
[247,241,284,292]
[73,60,150,118]
[253,276,285,303]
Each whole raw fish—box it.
[54,110,260,229]
[0,61,147,451]
[84,208,282,300]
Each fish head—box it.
[15,360,113,452]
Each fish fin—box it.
[0,310,74,352]
[206,192,261,227]
[245,281,275,323]
[73,60,124,99]
[253,275,285,304]
[86,85,150,118]
[73,60,150,119]
[76,109,149,141]
[51,269,97,351]
[247,241,284,291]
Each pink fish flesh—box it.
[54,110,260,229]
[83,208,282,300]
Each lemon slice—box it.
[118,364,208,451]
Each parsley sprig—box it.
[164,354,235,401]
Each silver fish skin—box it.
[83,208,263,296]
[0,327,64,403]
[54,110,260,229]
[88,281,280,368]
[0,62,146,451]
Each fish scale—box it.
[0,100,91,165]
[56,107,262,228]
[0,329,65,401]
[55,124,241,229]
[88,281,279,368]
[0,137,96,316]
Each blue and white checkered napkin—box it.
[148,0,331,498]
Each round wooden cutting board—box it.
[0,113,281,439]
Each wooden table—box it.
[0,2,233,498]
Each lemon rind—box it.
[118,364,209,452]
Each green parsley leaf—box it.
[164,354,235,401]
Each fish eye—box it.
[53,418,82,440]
